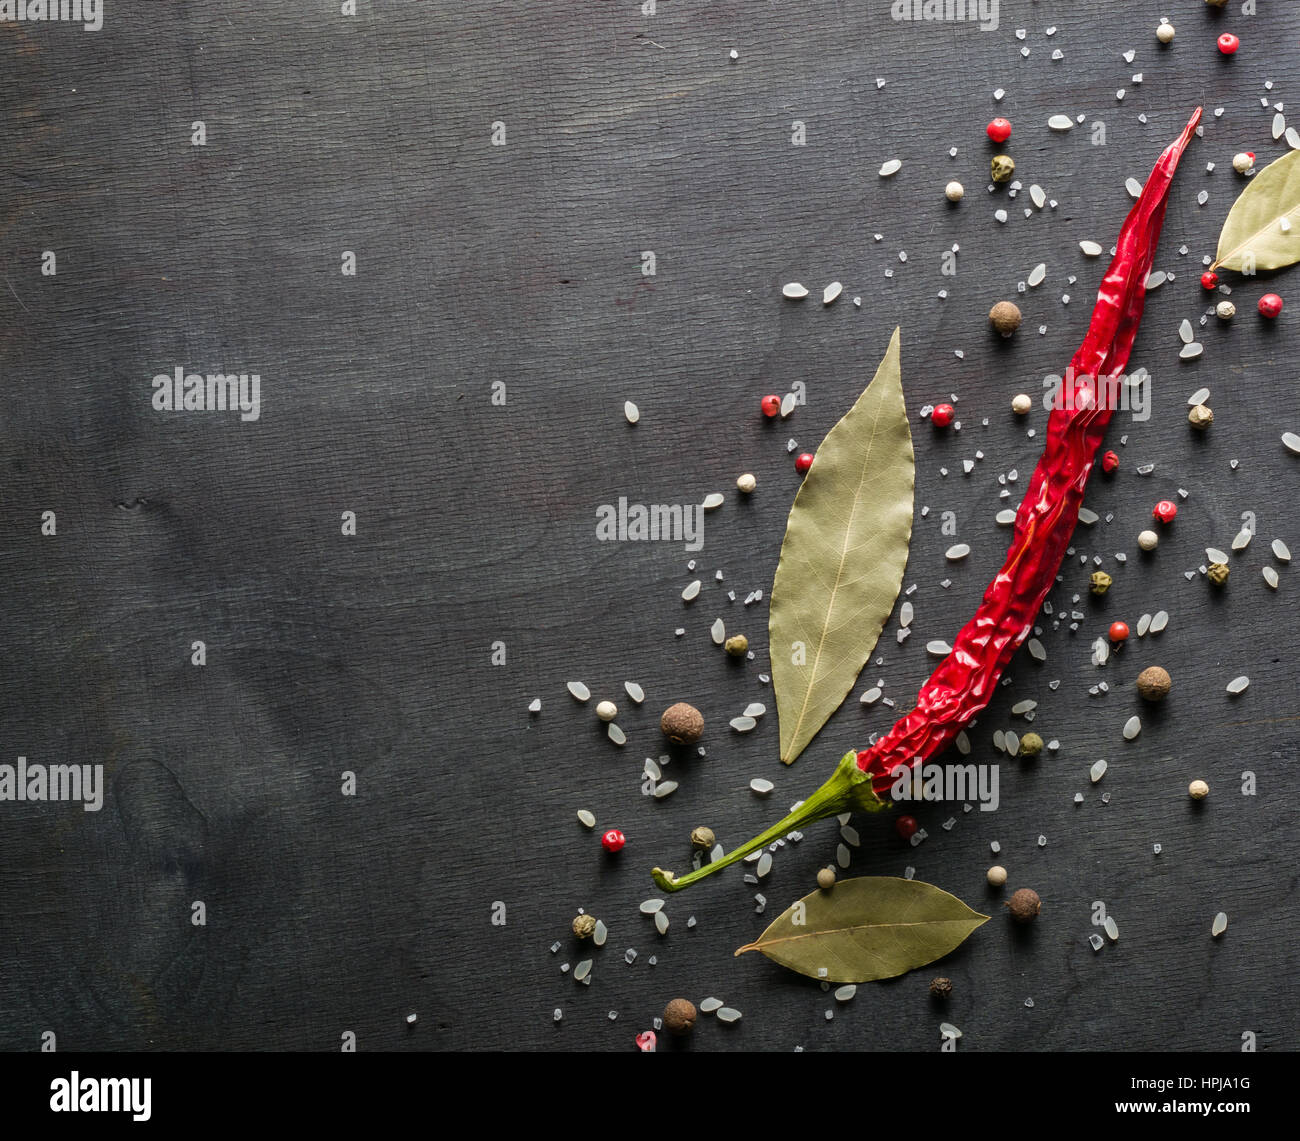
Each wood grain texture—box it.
[0,2,1297,1052]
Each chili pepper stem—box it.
[651,751,886,892]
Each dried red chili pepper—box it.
[652,108,1202,893]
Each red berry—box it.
[794,452,814,474]
[896,814,919,840]
[1101,450,1120,474]
[931,403,955,427]
[1218,33,1239,55]
[1152,499,1178,524]
[1201,271,1219,290]
[1244,152,1256,165]
[986,117,1012,143]
[601,828,626,853]
[1259,293,1284,319]
[1109,621,1130,643]
[760,394,781,417]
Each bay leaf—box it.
[1213,149,1300,272]
[769,327,913,765]
[735,876,989,983]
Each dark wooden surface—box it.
[1,2,1298,1053]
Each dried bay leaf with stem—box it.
[769,327,913,765]
[1213,150,1300,273]
[735,876,989,983]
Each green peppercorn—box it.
[1018,732,1044,758]
[724,634,749,658]
[572,914,597,940]
[1090,570,1113,595]
[690,826,715,850]
[1207,562,1230,587]
[991,154,1015,183]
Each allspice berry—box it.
[816,867,836,890]
[724,634,749,658]
[1207,562,1230,587]
[1006,887,1041,923]
[1188,404,1214,430]
[989,300,1022,337]
[1090,570,1113,595]
[1136,665,1172,702]
[929,976,953,999]
[660,702,704,745]
[991,154,1015,183]
[1018,732,1044,758]
[690,826,715,850]
[572,914,597,940]
[663,998,697,1036]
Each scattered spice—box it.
[724,634,749,658]
[1156,21,1175,44]
[1231,152,1254,174]
[1217,33,1239,55]
[1136,666,1172,701]
[737,472,757,494]
[760,394,781,417]
[1189,779,1210,800]
[1138,529,1159,551]
[1216,300,1237,319]
[596,700,618,722]
[661,702,704,745]
[896,815,918,840]
[601,828,626,853]
[987,865,1008,887]
[989,300,1022,336]
[1018,732,1044,757]
[1200,271,1219,290]
[1108,621,1130,643]
[1006,888,1041,923]
[945,180,965,202]
[817,867,837,890]
[572,914,598,939]
[663,998,697,1035]
[986,117,1012,143]
[1189,404,1214,430]
[1207,561,1230,586]
[1090,570,1113,595]
[1101,450,1120,474]
[929,976,954,999]
[1011,393,1032,415]
[690,826,715,850]
[794,452,814,474]
[932,403,955,428]
[991,154,1015,183]
[651,110,1203,895]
